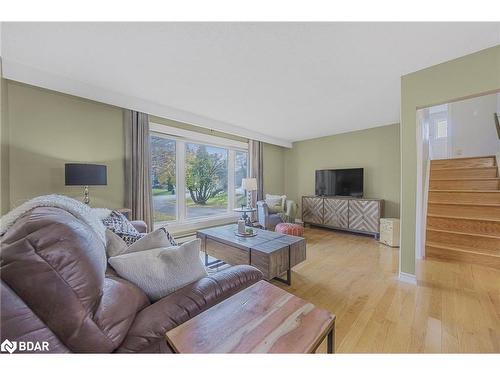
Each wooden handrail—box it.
[495,112,500,139]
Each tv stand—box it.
[302,195,384,238]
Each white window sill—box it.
[154,213,241,236]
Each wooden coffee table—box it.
[165,281,336,353]
[197,224,306,285]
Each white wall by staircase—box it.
[425,92,500,160]
[449,93,500,157]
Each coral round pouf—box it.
[275,222,304,237]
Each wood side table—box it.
[166,281,336,353]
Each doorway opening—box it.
[415,91,500,262]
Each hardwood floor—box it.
[271,226,500,353]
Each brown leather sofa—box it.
[0,207,262,353]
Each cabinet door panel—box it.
[348,200,380,233]
[323,198,348,228]
[302,197,323,224]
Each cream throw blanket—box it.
[0,194,109,245]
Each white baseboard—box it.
[398,272,417,285]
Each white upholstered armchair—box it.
[256,198,298,230]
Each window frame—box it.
[435,119,448,139]
[234,149,249,208]
[150,122,249,231]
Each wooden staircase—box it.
[425,155,500,269]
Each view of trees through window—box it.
[151,136,176,222]
[186,143,228,218]
[151,133,248,224]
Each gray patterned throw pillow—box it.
[102,210,143,246]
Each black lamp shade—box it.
[65,164,107,186]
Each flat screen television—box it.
[315,168,363,197]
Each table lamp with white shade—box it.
[241,178,257,208]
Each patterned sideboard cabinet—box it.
[302,196,324,225]
[301,196,384,238]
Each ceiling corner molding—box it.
[2,58,292,148]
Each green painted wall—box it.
[400,45,500,275]
[284,124,401,218]
[4,81,126,209]
[263,143,285,196]
[0,77,9,214]
[2,81,287,213]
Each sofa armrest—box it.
[285,200,298,221]
[256,200,269,228]
[130,220,147,233]
[116,265,263,353]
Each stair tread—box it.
[427,213,500,222]
[428,201,500,207]
[430,177,499,181]
[431,166,498,171]
[426,242,500,258]
[429,189,500,193]
[431,155,496,161]
[430,177,500,181]
[426,228,500,239]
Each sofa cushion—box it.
[93,276,150,349]
[116,265,263,353]
[108,239,208,301]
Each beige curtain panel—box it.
[124,110,153,230]
[249,140,264,220]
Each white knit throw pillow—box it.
[108,239,208,301]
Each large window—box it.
[150,124,248,227]
[151,136,177,222]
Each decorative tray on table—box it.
[234,229,257,238]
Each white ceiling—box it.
[2,22,500,147]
